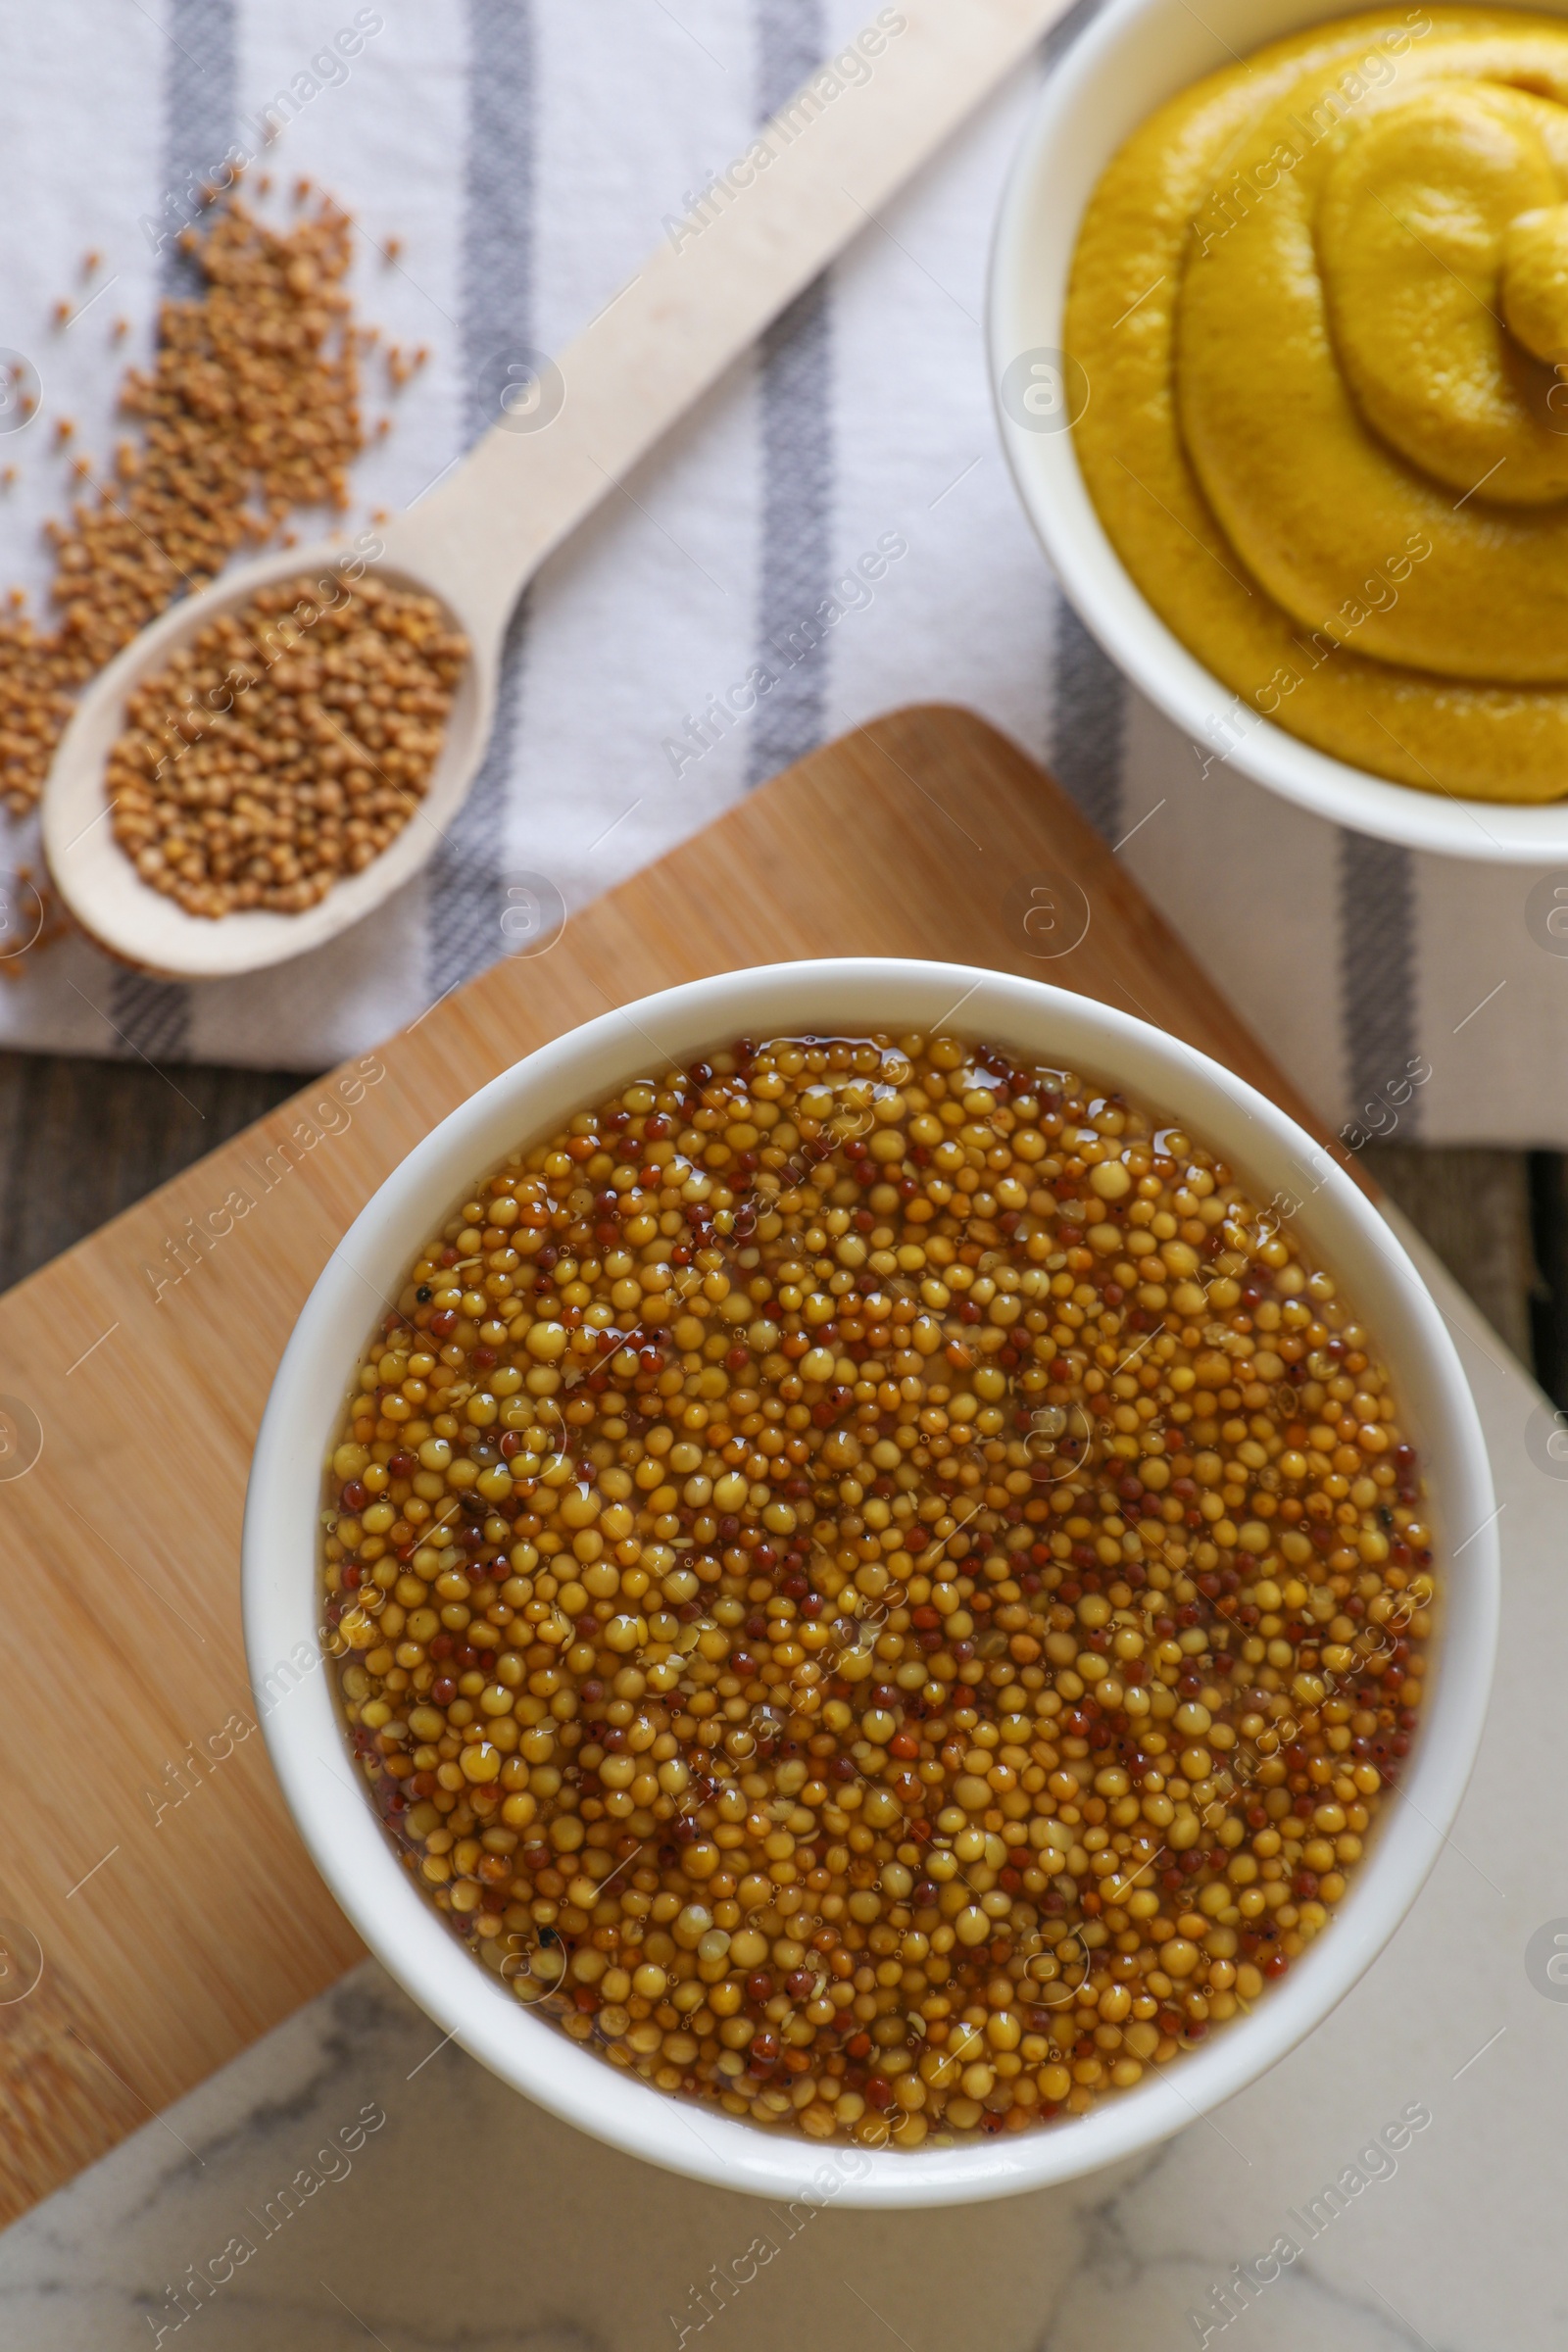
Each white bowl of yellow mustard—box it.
[992,1,1568,860]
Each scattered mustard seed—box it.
[0,193,369,817]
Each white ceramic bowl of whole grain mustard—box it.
[991,0,1568,862]
[243,957,1496,2206]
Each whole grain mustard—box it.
[322,1032,1432,2148]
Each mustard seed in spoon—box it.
[107,573,468,917]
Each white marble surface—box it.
[2,1213,1562,2352]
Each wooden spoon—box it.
[41,0,1070,981]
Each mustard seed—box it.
[107,574,467,917]
[0,190,370,819]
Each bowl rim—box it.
[988,0,1568,864]
[242,956,1498,2207]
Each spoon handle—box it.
[382,0,1072,643]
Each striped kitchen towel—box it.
[0,0,1561,1144]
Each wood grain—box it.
[0,705,1357,2223]
[0,1054,305,1295]
[1362,1146,1536,1369]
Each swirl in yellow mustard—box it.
[1066,8,1568,802]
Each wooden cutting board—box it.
[0,706,1356,2225]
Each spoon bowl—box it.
[41,530,500,979]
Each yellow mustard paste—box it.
[1066,8,1568,802]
